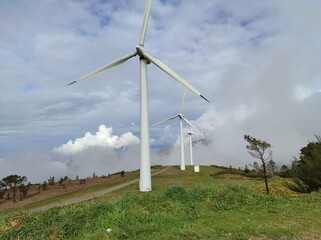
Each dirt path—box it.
[31,166,171,212]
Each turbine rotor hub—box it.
[136,45,151,64]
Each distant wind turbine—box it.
[186,128,204,166]
[68,0,209,192]
[154,91,204,170]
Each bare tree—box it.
[244,135,272,194]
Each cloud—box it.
[64,145,142,179]
[0,146,142,183]
[53,124,139,155]
[0,152,69,183]
[293,85,313,101]
[0,124,141,182]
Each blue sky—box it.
[1,0,321,182]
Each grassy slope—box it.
[1,166,321,240]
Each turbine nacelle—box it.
[187,131,198,136]
[136,45,145,58]
[136,45,151,64]
[178,113,185,118]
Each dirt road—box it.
[31,166,171,212]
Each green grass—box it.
[1,166,321,239]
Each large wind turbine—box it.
[154,91,203,170]
[68,0,209,192]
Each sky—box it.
[1,0,321,183]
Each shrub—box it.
[287,135,321,193]
[278,165,291,178]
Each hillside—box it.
[1,165,321,239]
[0,169,140,213]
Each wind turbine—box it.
[186,127,204,166]
[68,0,209,192]
[154,91,204,170]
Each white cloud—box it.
[0,152,69,183]
[196,105,255,132]
[156,125,177,145]
[0,147,142,183]
[293,85,313,101]
[53,124,139,155]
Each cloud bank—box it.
[54,124,139,155]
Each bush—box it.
[287,135,321,193]
[278,165,291,178]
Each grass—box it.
[1,166,321,239]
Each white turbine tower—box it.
[68,0,209,192]
[186,128,204,166]
[154,91,204,170]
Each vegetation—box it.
[0,181,6,199]
[244,135,272,193]
[287,135,321,193]
[1,175,27,203]
[211,166,269,179]
[42,181,48,191]
[279,165,291,178]
[0,166,321,239]
[19,184,30,200]
[0,141,320,239]
[267,159,276,175]
[48,177,55,185]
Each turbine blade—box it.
[200,94,210,103]
[152,115,178,126]
[68,81,77,86]
[181,116,204,138]
[68,51,137,85]
[137,47,209,102]
[179,90,186,113]
[139,0,152,46]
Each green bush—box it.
[287,135,321,193]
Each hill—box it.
[1,165,321,239]
[0,169,140,213]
